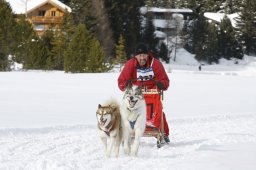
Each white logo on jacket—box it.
[137,67,155,81]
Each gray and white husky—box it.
[96,99,122,157]
[121,83,146,156]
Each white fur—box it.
[98,127,121,157]
[121,85,146,156]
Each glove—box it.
[156,81,164,90]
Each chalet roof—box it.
[204,12,239,28]
[6,0,71,14]
[141,7,193,15]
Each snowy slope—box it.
[1,51,256,169]
[1,65,256,169]
[1,113,255,170]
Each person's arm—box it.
[153,60,169,90]
[117,59,134,91]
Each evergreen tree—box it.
[174,0,190,8]
[13,15,36,64]
[64,23,110,73]
[142,14,159,57]
[104,0,144,57]
[52,13,77,71]
[20,30,53,70]
[69,0,114,59]
[197,0,223,12]
[41,30,55,70]
[60,13,76,42]
[86,37,111,72]
[0,0,17,71]
[218,15,243,59]
[204,23,219,63]
[64,24,91,73]
[50,31,66,70]
[223,0,241,13]
[59,0,71,5]
[192,15,208,61]
[69,0,96,32]
[92,0,114,58]
[123,0,144,56]
[145,0,174,7]
[115,35,127,71]
[236,0,256,55]
[159,42,169,63]
[22,36,48,69]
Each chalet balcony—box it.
[31,16,62,24]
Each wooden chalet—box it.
[6,0,71,36]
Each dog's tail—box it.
[102,98,120,108]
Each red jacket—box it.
[118,53,169,91]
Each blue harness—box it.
[129,120,136,129]
[128,112,139,130]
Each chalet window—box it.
[38,10,45,16]
[34,24,45,30]
[51,11,56,16]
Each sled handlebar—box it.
[127,77,164,100]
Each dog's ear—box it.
[98,104,102,108]
[137,85,143,94]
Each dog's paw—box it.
[124,147,130,155]
[112,147,119,157]
[106,152,111,157]
[130,148,138,157]
[106,149,111,157]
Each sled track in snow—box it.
[0,113,256,169]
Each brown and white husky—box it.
[96,99,122,157]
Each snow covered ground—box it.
[1,52,256,170]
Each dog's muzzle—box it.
[100,117,107,126]
[128,96,138,108]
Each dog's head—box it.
[96,104,116,128]
[123,84,144,110]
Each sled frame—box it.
[142,88,165,148]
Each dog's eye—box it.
[127,92,132,95]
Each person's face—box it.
[135,54,148,66]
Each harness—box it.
[99,122,113,137]
[127,108,140,130]
[103,130,110,136]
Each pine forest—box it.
[0,0,255,72]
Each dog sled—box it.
[130,78,167,148]
[143,87,166,148]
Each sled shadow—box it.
[170,139,208,147]
[171,139,226,152]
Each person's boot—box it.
[164,135,170,143]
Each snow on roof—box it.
[204,12,239,28]
[6,0,71,14]
[141,7,193,15]
[154,30,167,38]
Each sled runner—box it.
[142,88,166,148]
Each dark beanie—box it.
[135,43,148,55]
